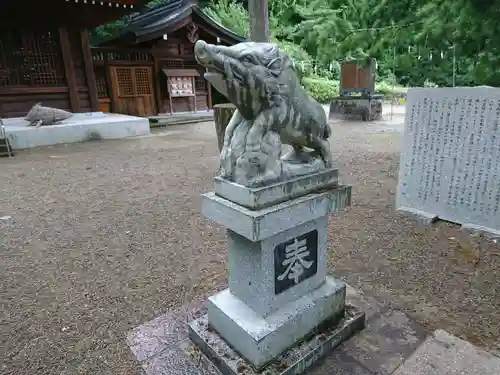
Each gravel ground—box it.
[1,114,499,375]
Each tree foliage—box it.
[92,0,500,87]
[205,0,500,87]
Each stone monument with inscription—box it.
[397,87,500,237]
[187,40,365,374]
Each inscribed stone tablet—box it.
[397,87,500,236]
[274,229,318,295]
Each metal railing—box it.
[0,121,12,158]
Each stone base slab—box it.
[396,206,438,225]
[199,277,346,370]
[189,305,365,375]
[397,206,500,238]
[202,186,351,242]
[2,112,150,150]
[213,168,339,210]
[126,286,429,375]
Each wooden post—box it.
[80,29,99,112]
[207,82,213,110]
[103,52,116,113]
[153,54,163,115]
[213,103,236,152]
[248,0,270,42]
[58,28,80,112]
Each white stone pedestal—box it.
[189,169,365,374]
[2,112,150,149]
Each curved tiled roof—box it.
[97,0,246,45]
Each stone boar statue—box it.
[194,40,332,186]
[25,103,73,127]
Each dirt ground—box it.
[1,113,499,375]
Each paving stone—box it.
[392,329,500,375]
[141,343,219,375]
[309,350,374,375]
[339,308,428,374]
[127,288,429,375]
[127,299,206,362]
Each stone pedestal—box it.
[189,169,365,374]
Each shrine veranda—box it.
[396,87,500,236]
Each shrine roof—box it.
[97,0,246,45]
[65,0,146,8]
[2,0,150,28]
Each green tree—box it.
[91,0,500,87]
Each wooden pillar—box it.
[248,0,270,42]
[103,52,116,113]
[207,82,213,110]
[58,28,80,112]
[80,30,99,112]
[214,103,236,152]
[153,54,163,115]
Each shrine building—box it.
[0,0,149,119]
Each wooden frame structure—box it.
[329,59,383,121]
[93,0,245,116]
[164,68,199,114]
[339,59,377,96]
[0,0,148,119]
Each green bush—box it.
[302,75,409,103]
[301,77,339,104]
[375,81,407,100]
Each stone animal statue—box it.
[25,103,73,127]
[194,40,333,187]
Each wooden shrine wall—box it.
[92,47,156,116]
[0,27,97,118]
[93,27,218,116]
[152,28,217,114]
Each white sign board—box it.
[396,87,500,236]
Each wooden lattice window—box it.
[111,66,153,98]
[115,67,134,97]
[94,67,108,98]
[134,68,152,95]
[195,76,206,91]
[163,59,183,69]
[96,77,108,98]
[183,60,199,69]
[108,51,152,62]
[0,29,64,86]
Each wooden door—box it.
[109,66,155,117]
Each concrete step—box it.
[149,113,214,128]
[393,329,500,375]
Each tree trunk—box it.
[248,0,270,42]
[213,103,236,153]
